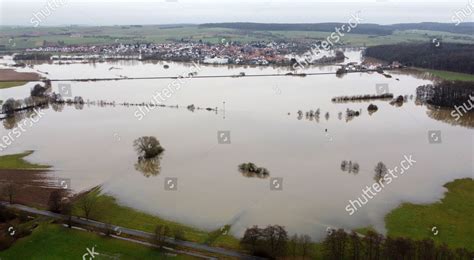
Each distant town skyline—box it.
[1,0,473,26]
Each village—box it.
[20,40,352,66]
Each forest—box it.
[364,43,474,74]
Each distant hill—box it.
[200,22,474,36]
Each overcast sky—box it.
[1,0,473,26]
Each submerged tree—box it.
[133,136,165,159]
[238,163,270,179]
[374,162,388,182]
[133,136,164,177]
[1,98,20,115]
[30,84,48,97]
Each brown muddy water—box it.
[0,52,472,240]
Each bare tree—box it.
[289,234,299,258]
[299,234,312,259]
[349,231,362,260]
[3,183,17,204]
[2,99,20,115]
[78,194,97,220]
[133,136,165,159]
[48,190,66,213]
[154,224,171,248]
[374,162,388,182]
[61,201,73,228]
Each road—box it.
[0,69,379,83]
[1,202,264,260]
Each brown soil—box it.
[0,69,41,81]
[0,169,66,209]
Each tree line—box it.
[416,81,474,108]
[364,43,474,74]
[240,225,474,259]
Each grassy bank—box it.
[423,69,474,82]
[72,187,241,250]
[0,223,194,259]
[385,178,474,251]
[0,81,28,89]
[0,151,50,170]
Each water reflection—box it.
[135,156,162,177]
[2,107,45,130]
[133,136,165,177]
[3,54,472,241]
[416,81,474,128]
[340,160,360,175]
[426,105,474,129]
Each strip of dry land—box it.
[0,69,42,89]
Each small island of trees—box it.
[133,136,165,177]
[238,162,270,179]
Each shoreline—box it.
[2,150,472,253]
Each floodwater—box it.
[1,51,473,240]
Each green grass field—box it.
[0,223,194,259]
[385,178,474,251]
[72,187,241,250]
[1,25,473,49]
[422,69,474,82]
[0,151,50,170]
[0,81,28,89]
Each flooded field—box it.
[1,51,472,240]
